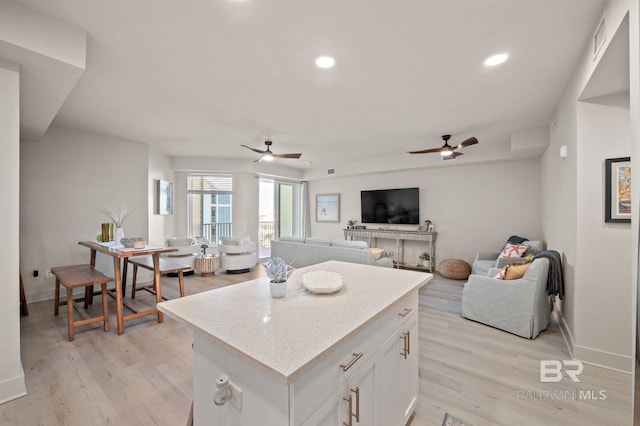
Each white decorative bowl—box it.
[301,270,345,294]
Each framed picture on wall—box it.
[316,193,340,222]
[156,179,173,215]
[605,157,630,223]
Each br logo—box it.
[539,360,584,383]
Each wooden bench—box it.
[52,264,113,341]
[127,256,191,300]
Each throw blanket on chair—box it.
[534,250,564,299]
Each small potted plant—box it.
[419,252,431,268]
[262,257,294,298]
[346,218,359,229]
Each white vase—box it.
[270,280,287,298]
[114,227,124,245]
[422,260,431,268]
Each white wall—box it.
[148,147,175,246]
[542,0,634,373]
[232,173,260,248]
[0,64,27,403]
[309,159,542,267]
[575,97,632,370]
[20,126,149,301]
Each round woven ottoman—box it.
[438,259,471,280]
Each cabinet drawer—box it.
[378,291,419,340]
[292,317,382,425]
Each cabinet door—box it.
[398,315,419,425]
[376,333,400,426]
[345,353,377,426]
[302,383,347,426]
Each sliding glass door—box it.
[259,178,305,257]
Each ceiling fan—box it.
[408,134,478,160]
[241,140,302,162]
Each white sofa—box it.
[270,237,393,268]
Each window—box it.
[188,175,232,243]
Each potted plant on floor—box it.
[419,252,431,269]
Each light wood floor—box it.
[2,270,633,425]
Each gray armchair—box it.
[461,258,551,339]
[472,240,546,275]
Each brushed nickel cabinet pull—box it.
[340,352,363,372]
[352,387,360,422]
[398,308,412,317]
[400,332,409,359]
[343,394,353,426]
[406,330,411,355]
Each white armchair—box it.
[219,237,257,273]
[164,237,199,272]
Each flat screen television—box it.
[360,187,420,224]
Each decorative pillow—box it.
[166,237,193,247]
[504,261,532,280]
[220,237,239,245]
[369,248,384,260]
[523,244,541,257]
[494,260,532,280]
[498,242,528,259]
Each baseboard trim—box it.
[555,310,633,374]
[0,364,27,404]
[573,344,633,374]
[554,309,575,359]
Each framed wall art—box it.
[605,157,630,223]
[156,179,173,215]
[316,193,340,222]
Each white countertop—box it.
[158,260,431,383]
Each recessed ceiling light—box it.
[315,55,335,68]
[484,53,509,67]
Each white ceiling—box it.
[13,0,606,172]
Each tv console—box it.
[343,228,437,272]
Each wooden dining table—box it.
[78,241,178,335]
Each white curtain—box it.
[301,181,311,238]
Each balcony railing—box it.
[202,222,232,244]
[259,221,274,248]
[200,221,274,248]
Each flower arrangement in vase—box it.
[262,257,294,298]
[99,204,133,245]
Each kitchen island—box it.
[158,260,431,426]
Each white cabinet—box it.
[398,314,419,425]
[301,293,420,426]
[302,384,346,426]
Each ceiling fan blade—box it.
[273,153,302,159]
[457,137,478,149]
[241,144,267,154]
[254,156,263,163]
[408,147,448,154]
